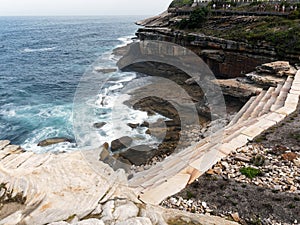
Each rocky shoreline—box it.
[1,4,300,224]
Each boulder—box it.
[37,138,72,147]
[111,136,133,152]
[93,122,107,129]
[256,61,297,77]
[119,145,158,166]
[212,78,262,101]
[140,121,149,127]
[127,123,139,129]
[245,72,285,87]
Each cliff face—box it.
[135,15,300,79]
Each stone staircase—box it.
[129,70,300,205]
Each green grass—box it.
[240,167,262,179]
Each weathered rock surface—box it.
[245,72,285,87]
[111,136,133,152]
[212,78,262,100]
[136,11,172,27]
[0,143,239,225]
[119,145,158,166]
[93,122,107,129]
[127,123,139,129]
[136,27,278,79]
[37,137,72,147]
[256,61,297,77]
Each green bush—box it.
[177,7,210,29]
[288,11,300,20]
[189,7,210,28]
[178,18,189,29]
[170,0,194,8]
[240,167,262,179]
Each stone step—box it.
[270,77,293,112]
[130,138,222,192]
[237,90,266,124]
[250,87,275,118]
[228,96,256,127]
[222,118,258,144]
[259,84,283,117]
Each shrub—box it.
[177,7,210,29]
[240,167,262,179]
[188,7,210,28]
[288,11,300,20]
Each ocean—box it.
[0,16,152,153]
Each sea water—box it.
[0,16,157,153]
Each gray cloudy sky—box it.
[0,0,172,16]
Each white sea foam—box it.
[109,35,135,61]
[21,126,76,154]
[0,108,16,117]
[22,47,57,53]
[111,73,136,83]
[108,83,124,91]
[88,90,167,148]
[116,36,135,48]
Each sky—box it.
[0,0,172,16]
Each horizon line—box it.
[0,14,152,17]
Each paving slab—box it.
[264,112,286,123]
[276,106,297,116]
[284,93,299,106]
[139,173,191,205]
[189,148,224,173]
[218,142,237,155]
[227,134,251,147]
[256,118,277,130]
[241,125,265,139]
[290,89,300,95]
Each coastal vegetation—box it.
[177,7,210,29]
[170,1,300,57]
[240,167,262,179]
[169,0,193,8]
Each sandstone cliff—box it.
[135,10,300,79]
